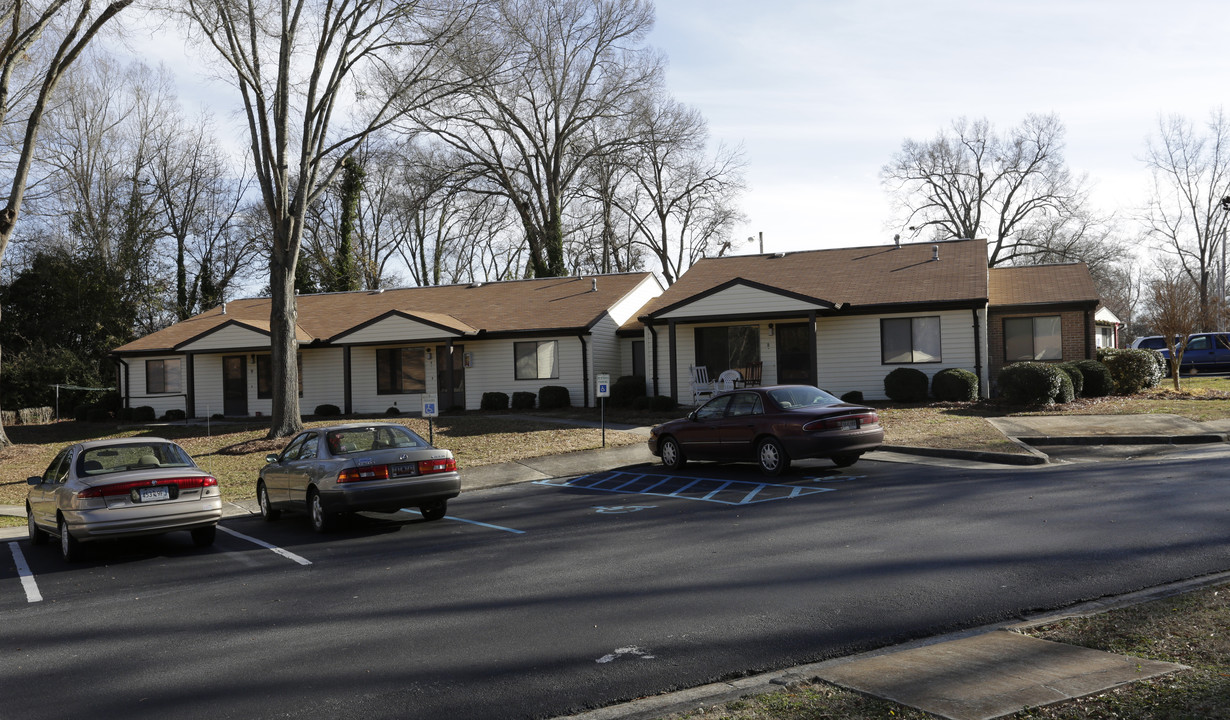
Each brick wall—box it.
[988,309,1092,387]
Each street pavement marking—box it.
[8,542,42,603]
[536,471,837,505]
[217,526,313,565]
[435,514,526,535]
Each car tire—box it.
[191,525,217,547]
[28,508,49,546]
[257,481,280,521]
[660,436,687,471]
[419,500,447,522]
[830,452,861,468]
[309,490,334,533]
[59,516,82,563]
[757,437,790,476]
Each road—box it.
[3,449,1230,719]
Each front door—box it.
[222,355,248,416]
[776,324,812,384]
[436,344,466,410]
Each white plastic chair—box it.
[717,369,743,392]
[690,365,716,404]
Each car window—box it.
[297,434,319,461]
[43,449,70,483]
[1218,335,1230,350]
[768,386,843,409]
[695,395,732,421]
[726,392,762,417]
[327,426,427,455]
[1187,336,1211,351]
[79,443,195,475]
[280,434,309,462]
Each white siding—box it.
[659,284,824,320]
[816,310,978,400]
[350,344,438,415]
[462,336,587,408]
[126,355,189,417]
[302,348,345,413]
[339,315,459,344]
[179,324,270,352]
[192,354,225,418]
[606,275,664,325]
[587,316,621,407]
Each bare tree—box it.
[1142,110,1230,331]
[179,0,468,437]
[882,114,1105,268]
[1147,260,1202,389]
[0,0,132,445]
[423,0,660,278]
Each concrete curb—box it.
[879,444,1049,465]
[1017,433,1227,445]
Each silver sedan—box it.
[257,423,461,532]
[26,438,223,562]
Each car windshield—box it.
[767,386,843,410]
[326,426,427,455]
[79,442,196,475]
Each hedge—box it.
[997,362,1066,405]
[480,392,510,411]
[883,367,929,402]
[1096,348,1163,394]
[511,391,537,410]
[930,368,979,402]
[538,386,571,410]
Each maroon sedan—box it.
[648,385,884,475]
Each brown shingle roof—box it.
[988,264,1100,306]
[631,238,990,325]
[115,273,654,354]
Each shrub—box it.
[631,396,652,411]
[385,406,402,416]
[1097,348,1163,394]
[1055,370,1075,404]
[1070,359,1113,397]
[511,391,536,410]
[87,406,112,423]
[162,408,187,422]
[133,406,156,422]
[18,406,53,425]
[649,394,676,412]
[538,385,571,410]
[610,375,647,407]
[314,404,342,417]
[211,413,225,421]
[480,392,510,411]
[930,368,979,402]
[1056,362,1084,397]
[883,367,930,403]
[997,362,1066,405]
[840,390,864,404]
[1,410,15,426]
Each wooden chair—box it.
[741,361,763,387]
[690,365,716,404]
[717,369,743,391]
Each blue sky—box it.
[648,0,1230,254]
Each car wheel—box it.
[757,437,790,476]
[59,517,82,562]
[28,508,49,546]
[830,452,861,468]
[420,500,447,522]
[309,490,334,533]
[660,436,687,471]
[191,525,217,547]
[257,481,280,521]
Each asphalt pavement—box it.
[4,413,1229,720]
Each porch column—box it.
[186,353,196,418]
[808,311,818,387]
[343,346,352,415]
[446,339,456,410]
[668,320,678,403]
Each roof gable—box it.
[988,264,1100,307]
[653,278,836,320]
[330,310,478,344]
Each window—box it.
[376,348,426,394]
[1004,316,1062,361]
[631,340,646,378]
[514,341,559,380]
[256,354,303,399]
[881,317,942,364]
[694,325,759,374]
[146,358,183,394]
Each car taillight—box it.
[417,458,457,475]
[78,476,217,498]
[803,412,879,432]
[337,465,391,483]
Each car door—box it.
[674,395,732,460]
[716,392,765,460]
[29,449,71,529]
[1182,334,1214,372]
[266,435,307,504]
[285,433,321,508]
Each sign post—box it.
[596,373,611,447]
[422,394,439,445]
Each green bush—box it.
[210,413,225,421]
[631,396,651,411]
[610,375,646,407]
[930,368,979,402]
[385,406,402,415]
[997,362,1066,405]
[162,408,187,422]
[538,386,571,410]
[1056,362,1084,397]
[883,367,930,403]
[133,405,155,422]
[649,394,676,412]
[1055,370,1075,404]
[511,391,536,410]
[314,404,342,417]
[1071,359,1114,397]
[480,392,509,411]
[840,390,864,404]
[1097,348,1163,394]
[87,405,113,422]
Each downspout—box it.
[343,346,352,415]
[1085,308,1095,359]
[647,323,660,397]
[668,320,678,403]
[971,308,984,398]
[579,334,590,407]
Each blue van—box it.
[1174,333,1230,373]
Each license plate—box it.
[836,419,858,430]
[137,486,171,503]
[389,463,418,477]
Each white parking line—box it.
[435,514,525,535]
[217,526,313,566]
[8,542,42,603]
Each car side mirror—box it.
[27,476,42,486]
[687,410,698,421]
[265,454,280,464]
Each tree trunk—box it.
[0,304,10,447]
[267,231,303,438]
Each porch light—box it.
[768,323,775,336]
[425,348,433,361]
